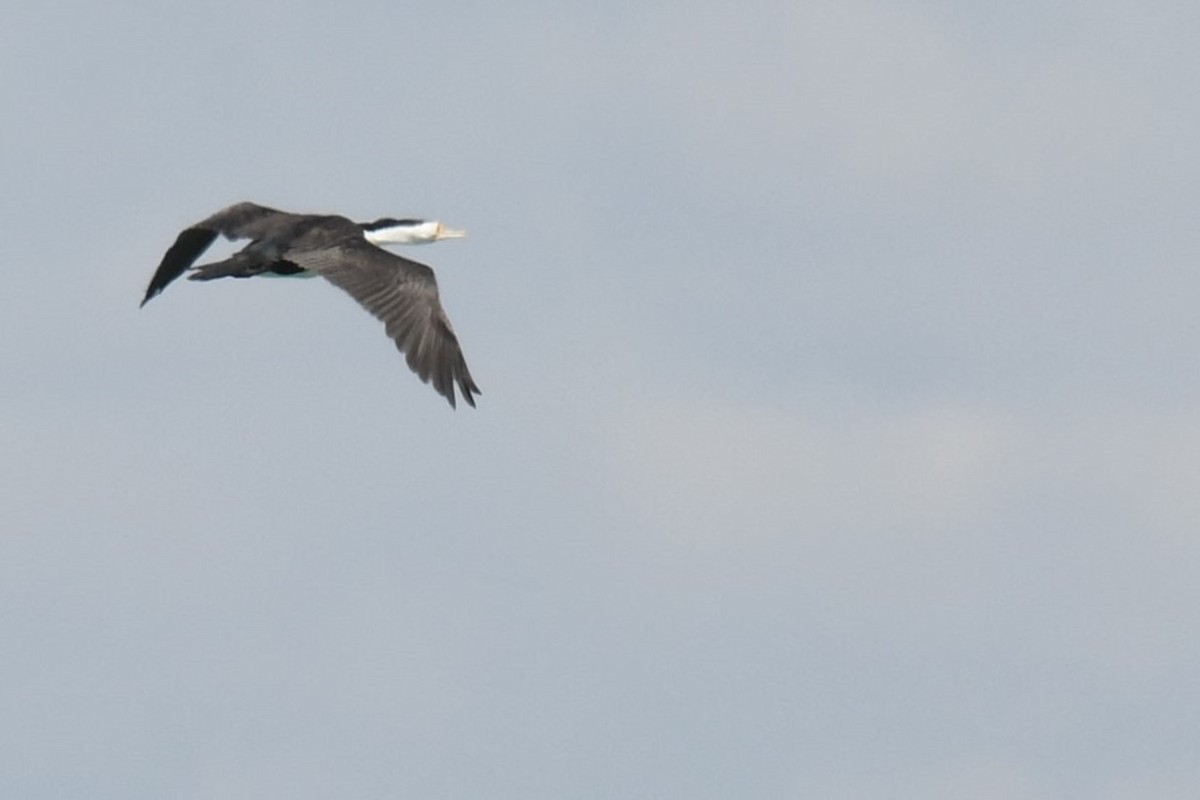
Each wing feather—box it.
[141,202,303,306]
[289,241,481,409]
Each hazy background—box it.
[3,1,1199,797]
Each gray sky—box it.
[3,1,1199,797]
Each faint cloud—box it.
[609,397,1018,544]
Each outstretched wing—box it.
[288,240,481,409]
[141,202,303,306]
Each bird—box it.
[140,201,480,409]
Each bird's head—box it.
[362,218,466,246]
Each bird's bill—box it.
[435,224,467,240]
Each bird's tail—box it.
[187,255,266,282]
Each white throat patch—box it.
[363,221,440,246]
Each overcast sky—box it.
[3,1,1200,797]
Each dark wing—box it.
[289,240,481,409]
[141,202,303,306]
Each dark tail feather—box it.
[187,255,269,282]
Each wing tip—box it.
[458,386,480,410]
[437,374,481,410]
[140,226,219,307]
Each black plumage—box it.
[140,202,480,409]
